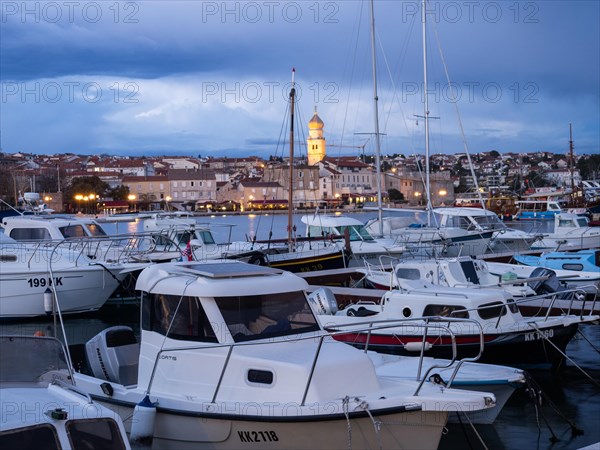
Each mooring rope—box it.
[342,396,352,450]
[354,397,383,450]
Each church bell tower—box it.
[307,107,326,166]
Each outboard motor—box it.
[86,326,139,386]
[307,287,339,315]
[528,267,571,299]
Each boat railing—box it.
[514,286,598,320]
[143,316,484,404]
[326,316,484,395]
[18,232,186,268]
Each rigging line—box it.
[375,12,416,137]
[338,0,365,150]
[431,19,485,208]
[375,24,419,158]
[265,99,291,238]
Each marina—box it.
[1,0,599,448]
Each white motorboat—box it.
[486,261,600,316]
[532,213,600,251]
[301,213,405,267]
[0,235,127,318]
[141,212,267,261]
[0,335,130,450]
[69,261,496,449]
[311,282,598,369]
[368,352,525,425]
[432,207,543,255]
[2,214,109,241]
[365,209,494,258]
[361,256,538,300]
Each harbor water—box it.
[2,211,598,449]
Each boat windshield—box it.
[0,336,69,383]
[66,419,127,450]
[214,291,321,342]
[471,214,505,231]
[60,224,87,238]
[197,230,216,245]
[86,223,107,236]
[335,225,374,242]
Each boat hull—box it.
[0,266,120,318]
[89,399,449,450]
[331,323,579,369]
[267,249,349,273]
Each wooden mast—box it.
[288,68,296,251]
[569,123,577,206]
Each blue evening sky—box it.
[1,1,598,158]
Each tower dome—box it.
[308,111,324,130]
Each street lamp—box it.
[75,194,83,212]
[414,191,422,206]
[128,194,136,212]
[165,196,172,211]
[438,189,447,206]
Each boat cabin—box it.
[515,200,564,220]
[301,215,375,242]
[1,215,108,241]
[391,257,536,298]
[0,336,130,450]
[433,208,506,232]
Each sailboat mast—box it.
[369,0,383,236]
[288,68,296,250]
[569,123,576,205]
[421,0,433,226]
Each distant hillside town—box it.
[1,112,598,214]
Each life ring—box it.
[248,253,267,266]
[496,200,502,207]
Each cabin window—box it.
[558,219,575,228]
[0,424,61,450]
[87,223,107,236]
[198,230,216,245]
[460,261,481,284]
[562,263,583,271]
[214,291,320,342]
[506,298,519,314]
[145,293,218,342]
[395,268,421,280]
[9,228,52,241]
[423,304,468,318]
[60,225,87,238]
[66,419,127,450]
[247,369,274,385]
[477,301,507,320]
[174,231,193,246]
[576,218,588,227]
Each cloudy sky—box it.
[1,1,598,159]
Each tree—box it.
[490,150,500,158]
[388,188,404,203]
[107,185,130,201]
[577,154,600,179]
[65,176,109,212]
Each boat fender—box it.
[43,288,53,315]
[403,341,432,352]
[130,395,157,447]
